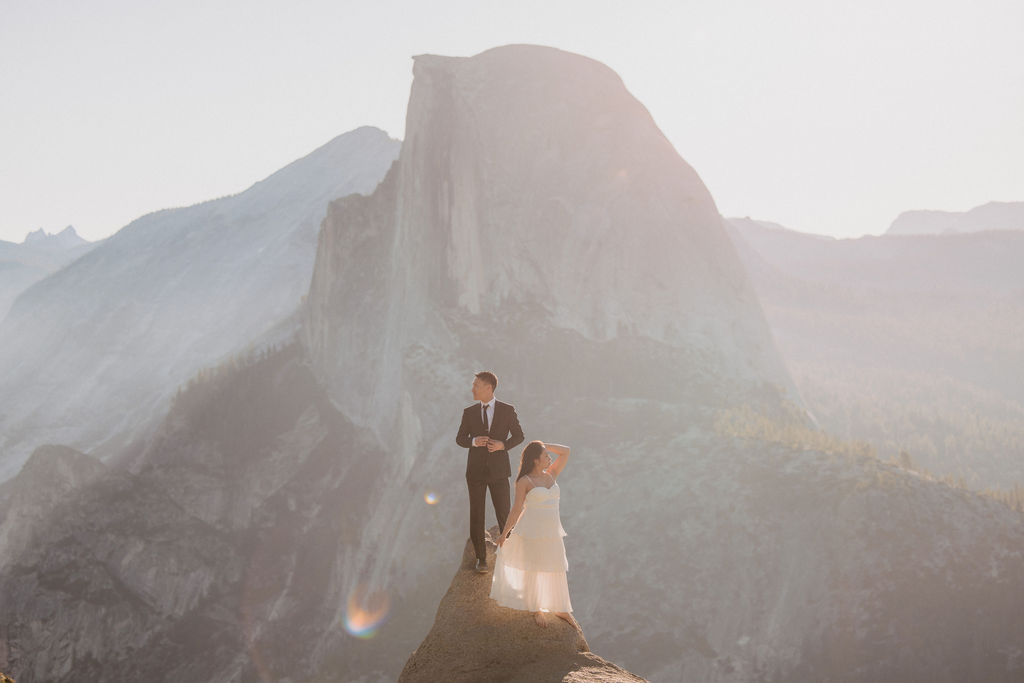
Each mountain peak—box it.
[21,225,88,248]
[242,125,399,202]
[22,227,46,244]
[304,45,794,432]
[411,44,623,85]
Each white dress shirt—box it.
[481,397,496,431]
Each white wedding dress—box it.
[490,476,572,613]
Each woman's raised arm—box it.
[544,442,571,479]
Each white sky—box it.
[2,0,1022,243]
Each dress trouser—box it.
[467,477,511,561]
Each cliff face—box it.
[292,45,1024,682]
[0,444,245,682]
[0,445,106,573]
[0,346,409,682]
[303,45,793,438]
[296,46,801,678]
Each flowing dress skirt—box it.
[490,482,572,613]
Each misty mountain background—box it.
[727,216,1024,493]
[0,226,96,321]
[886,201,1024,236]
[1,45,1022,683]
[0,127,400,481]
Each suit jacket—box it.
[456,400,525,482]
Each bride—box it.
[490,440,576,627]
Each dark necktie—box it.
[482,403,489,432]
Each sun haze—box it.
[1,0,1020,243]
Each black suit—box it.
[456,400,525,561]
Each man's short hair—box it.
[475,371,498,390]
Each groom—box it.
[456,371,524,573]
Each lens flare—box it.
[345,584,390,639]
[424,491,439,505]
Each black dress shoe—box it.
[474,558,488,573]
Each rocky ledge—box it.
[399,527,646,682]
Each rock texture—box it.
[399,529,646,683]
[303,45,794,439]
[0,444,245,682]
[296,44,801,677]
[0,445,107,572]
[0,127,399,480]
[0,345,405,682]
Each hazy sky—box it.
[2,0,1022,243]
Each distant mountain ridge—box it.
[727,216,1024,489]
[886,200,1024,235]
[21,225,89,248]
[729,215,1024,294]
[0,126,399,480]
[0,226,95,320]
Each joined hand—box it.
[486,440,505,452]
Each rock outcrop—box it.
[0,445,107,572]
[400,529,646,683]
[303,45,795,439]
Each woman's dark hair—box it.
[516,440,545,482]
